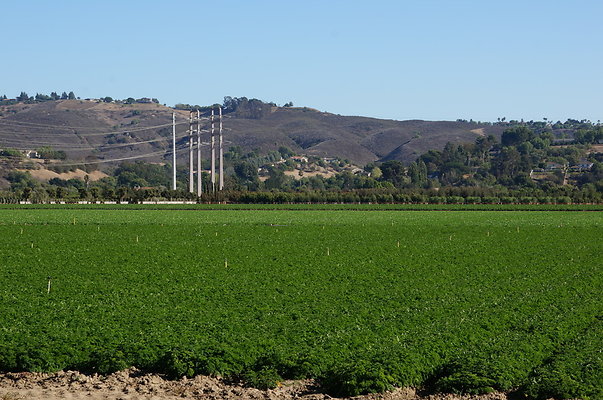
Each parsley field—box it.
[0,209,601,398]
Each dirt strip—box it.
[0,368,519,400]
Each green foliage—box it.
[520,317,603,400]
[35,93,52,101]
[0,148,23,158]
[114,162,171,188]
[36,146,67,160]
[17,92,31,102]
[5,170,38,190]
[264,167,291,190]
[234,161,261,190]
[87,349,131,374]
[159,348,198,379]
[243,366,281,390]
[501,126,534,147]
[380,160,405,187]
[435,372,495,395]
[322,361,395,397]
[278,146,294,159]
[222,96,273,119]
[0,209,600,397]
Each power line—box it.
[0,132,189,151]
[39,146,192,167]
[0,120,189,137]
[0,115,189,130]
[0,139,229,167]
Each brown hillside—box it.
[0,100,504,169]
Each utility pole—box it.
[188,111,194,193]
[196,109,202,196]
[172,112,176,191]
[219,107,224,190]
[210,108,216,192]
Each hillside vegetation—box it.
[0,93,504,168]
[1,93,602,203]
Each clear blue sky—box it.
[2,0,601,122]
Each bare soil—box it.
[0,369,515,400]
[25,168,108,182]
[588,144,603,154]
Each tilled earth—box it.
[0,368,516,400]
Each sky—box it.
[1,0,602,123]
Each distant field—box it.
[0,209,601,398]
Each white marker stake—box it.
[397,240,400,248]
[225,259,228,268]
[47,277,51,294]
[136,235,139,243]
[327,247,330,256]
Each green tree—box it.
[278,146,294,159]
[35,93,51,101]
[117,171,148,188]
[492,146,522,178]
[264,167,290,190]
[68,91,76,100]
[234,161,261,190]
[408,161,428,187]
[501,126,534,147]
[379,160,405,187]
[55,186,67,199]
[370,167,382,179]
[17,92,30,102]
[6,171,38,190]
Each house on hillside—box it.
[291,156,308,163]
[552,138,575,145]
[545,162,565,171]
[22,150,39,159]
[570,161,594,172]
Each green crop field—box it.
[0,208,601,398]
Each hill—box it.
[0,100,185,168]
[0,98,505,169]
